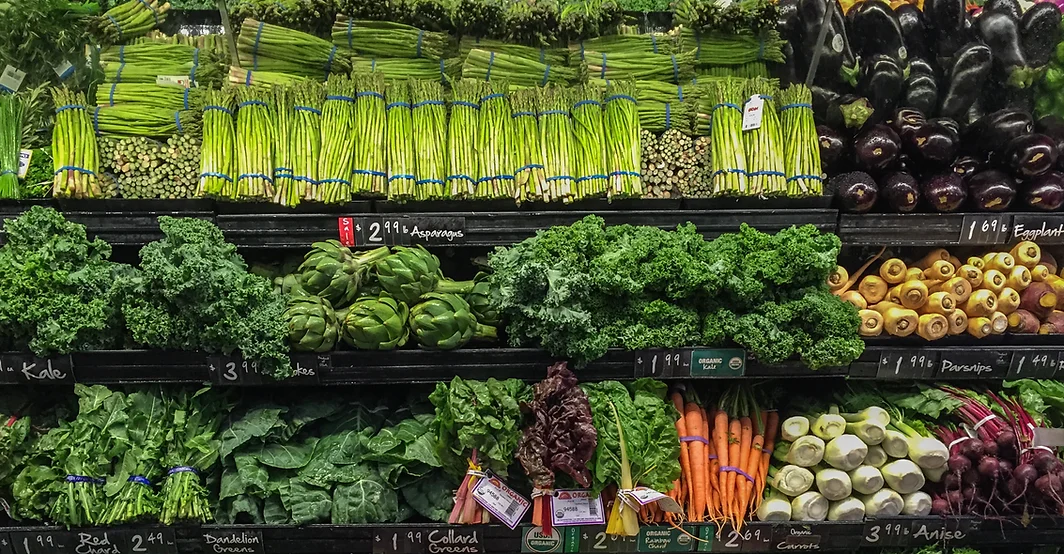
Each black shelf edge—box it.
[838,212,1064,247]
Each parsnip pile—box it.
[830,242,1064,340]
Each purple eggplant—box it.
[887,107,926,141]
[967,109,1034,155]
[1004,134,1059,177]
[817,125,849,172]
[832,171,879,212]
[907,121,960,167]
[923,172,968,211]
[882,171,921,212]
[976,11,1032,88]
[967,169,1017,211]
[952,155,983,178]
[1021,3,1063,68]
[1024,171,1064,210]
[1035,115,1064,167]
[849,1,909,62]
[939,43,993,119]
[895,4,929,59]
[983,0,1022,20]
[855,124,901,170]
[925,0,972,60]
[858,54,906,113]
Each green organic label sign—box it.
[690,349,745,377]
[637,527,696,552]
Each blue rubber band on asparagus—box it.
[386,101,410,110]
[539,48,545,63]
[168,466,199,476]
[371,58,376,71]
[545,175,572,183]
[481,93,504,102]
[453,100,479,109]
[325,45,337,79]
[347,18,354,50]
[779,103,812,111]
[540,109,567,116]
[651,34,658,53]
[93,106,100,136]
[183,88,190,110]
[115,62,125,83]
[665,102,670,130]
[486,51,494,81]
[388,173,415,182]
[758,37,765,61]
[109,83,117,106]
[174,111,183,134]
[252,21,265,70]
[245,68,252,86]
[759,94,774,101]
[238,100,268,108]
[413,100,444,109]
[711,168,747,177]
[516,163,544,173]
[352,169,386,177]
[56,104,85,114]
[712,103,742,113]
[579,42,585,61]
[605,94,636,104]
[200,172,233,182]
[416,29,424,58]
[190,48,199,85]
[290,175,316,185]
[786,174,822,182]
[600,53,606,80]
[54,166,96,176]
[541,64,550,86]
[609,170,641,178]
[107,15,123,42]
[416,178,445,186]
[357,91,384,101]
[573,100,600,109]
[575,174,606,183]
[447,174,474,182]
[318,178,350,186]
[238,173,273,183]
[0,170,14,176]
[203,105,233,115]
[677,85,684,102]
[135,0,158,25]
[295,105,322,115]
[671,54,679,83]
[326,95,355,103]
[748,170,785,177]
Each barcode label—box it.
[550,489,605,527]
[504,502,520,517]
[471,472,530,530]
[588,498,598,516]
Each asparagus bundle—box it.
[411,80,447,200]
[475,81,514,199]
[0,94,23,199]
[101,135,200,199]
[570,85,607,200]
[743,79,785,196]
[238,19,351,80]
[459,38,567,66]
[351,57,461,83]
[603,81,642,199]
[92,106,200,138]
[680,29,786,65]
[289,82,323,202]
[235,86,274,200]
[538,87,575,203]
[583,50,695,84]
[638,100,696,134]
[99,43,216,85]
[447,80,482,198]
[569,33,679,57]
[779,84,822,197]
[95,84,203,111]
[52,89,101,199]
[272,86,296,207]
[708,79,747,195]
[463,49,581,88]
[95,0,169,44]
[511,89,545,203]
[386,81,416,201]
[198,88,236,199]
[351,72,387,198]
[696,63,770,79]
[229,67,307,89]
[316,76,357,203]
[333,16,450,60]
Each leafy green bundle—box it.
[160,387,230,524]
[101,387,169,524]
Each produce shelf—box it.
[838,212,1064,247]
[0,517,1057,553]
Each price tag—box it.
[1008,350,1061,379]
[0,65,26,93]
[908,519,946,546]
[1012,214,1064,244]
[709,527,746,552]
[11,531,75,554]
[0,354,74,384]
[52,60,74,80]
[373,528,427,554]
[74,530,129,554]
[520,527,568,553]
[404,216,466,245]
[770,525,820,551]
[155,75,191,88]
[17,150,31,179]
[580,526,637,552]
[938,351,1012,379]
[381,216,407,245]
[207,355,261,386]
[551,489,605,526]
[338,217,357,247]
[637,349,691,377]
[471,472,532,530]
[362,217,387,247]
[862,519,911,547]
[959,214,1011,244]
[690,349,745,377]
[738,524,773,553]
[876,350,938,379]
[201,530,264,554]
[637,527,696,552]
[285,355,321,384]
[741,96,764,131]
[122,529,177,554]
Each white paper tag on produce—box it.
[53,60,74,79]
[626,487,683,512]
[17,150,32,179]
[156,75,191,88]
[0,65,26,93]
[471,473,531,529]
[742,95,764,131]
[551,489,605,526]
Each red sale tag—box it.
[338,217,355,246]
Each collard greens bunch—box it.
[488,215,863,369]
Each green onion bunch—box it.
[99,43,217,86]
[386,80,416,201]
[94,0,169,44]
[229,67,307,89]
[583,50,695,84]
[411,80,447,200]
[316,76,356,203]
[237,19,352,80]
[92,106,200,138]
[271,85,296,207]
[0,94,23,199]
[459,38,567,66]
[475,80,514,199]
[52,89,101,199]
[603,81,642,199]
[778,84,822,197]
[289,82,323,203]
[447,79,483,198]
[463,49,582,88]
[743,79,785,196]
[198,88,236,199]
[538,86,575,203]
[708,79,748,195]
[570,84,607,200]
[569,33,679,57]
[94,84,204,111]
[638,100,696,134]
[332,16,450,60]
[510,88,545,203]
[235,86,274,200]
[351,72,387,198]
[697,62,771,79]
[680,29,785,66]
[351,57,462,83]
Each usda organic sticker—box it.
[521,527,563,553]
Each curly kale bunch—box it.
[0,206,131,355]
[120,217,290,379]
[488,215,862,369]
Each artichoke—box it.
[466,272,500,326]
[285,295,340,352]
[299,242,390,308]
[409,292,497,350]
[274,273,306,298]
[341,296,410,350]
[375,245,442,304]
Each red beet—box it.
[1015,463,1039,485]
[932,497,950,515]
[997,430,1017,452]
[944,472,963,489]
[982,438,999,458]
[963,468,982,485]
[979,456,1001,480]
[959,438,986,461]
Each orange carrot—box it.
[757,411,779,510]
[713,410,730,519]
[685,402,706,522]
[671,392,693,516]
[740,433,763,518]
[701,407,712,522]
[726,418,742,527]
[706,428,720,520]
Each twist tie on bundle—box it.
[545,175,573,183]
[238,173,273,183]
[516,163,544,173]
[326,94,356,103]
[453,100,479,110]
[190,48,199,85]
[388,173,415,182]
[447,174,475,183]
[319,177,351,186]
[651,34,658,54]
[183,88,191,110]
[605,94,636,105]
[66,475,105,485]
[762,447,773,454]
[541,64,551,86]
[1023,446,1055,455]
[295,105,322,115]
[108,83,118,106]
[973,413,999,431]
[665,103,671,129]
[93,107,101,136]
[252,21,265,70]
[609,170,641,178]
[677,85,684,102]
[352,169,387,177]
[413,100,444,109]
[356,91,384,101]
[575,174,606,183]
[708,454,719,460]
[204,105,233,116]
[779,102,812,111]
[485,51,495,81]
[346,18,354,49]
[573,100,600,110]
[531,488,552,499]
[386,101,411,110]
[416,178,445,186]
[416,30,425,58]
[721,466,755,483]
[747,170,785,177]
[168,466,199,476]
[680,435,709,444]
[540,109,567,117]
[238,100,268,109]
[200,172,233,182]
[670,54,679,83]
[481,93,504,103]
[135,0,159,26]
[712,102,741,113]
[948,437,974,450]
[128,476,152,487]
[466,459,485,479]
[174,111,184,134]
[107,15,123,42]
[324,45,338,79]
[600,53,607,80]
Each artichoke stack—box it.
[409,292,497,350]
[300,242,391,308]
[375,246,443,304]
[466,272,500,327]
[285,295,340,352]
[340,296,410,350]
